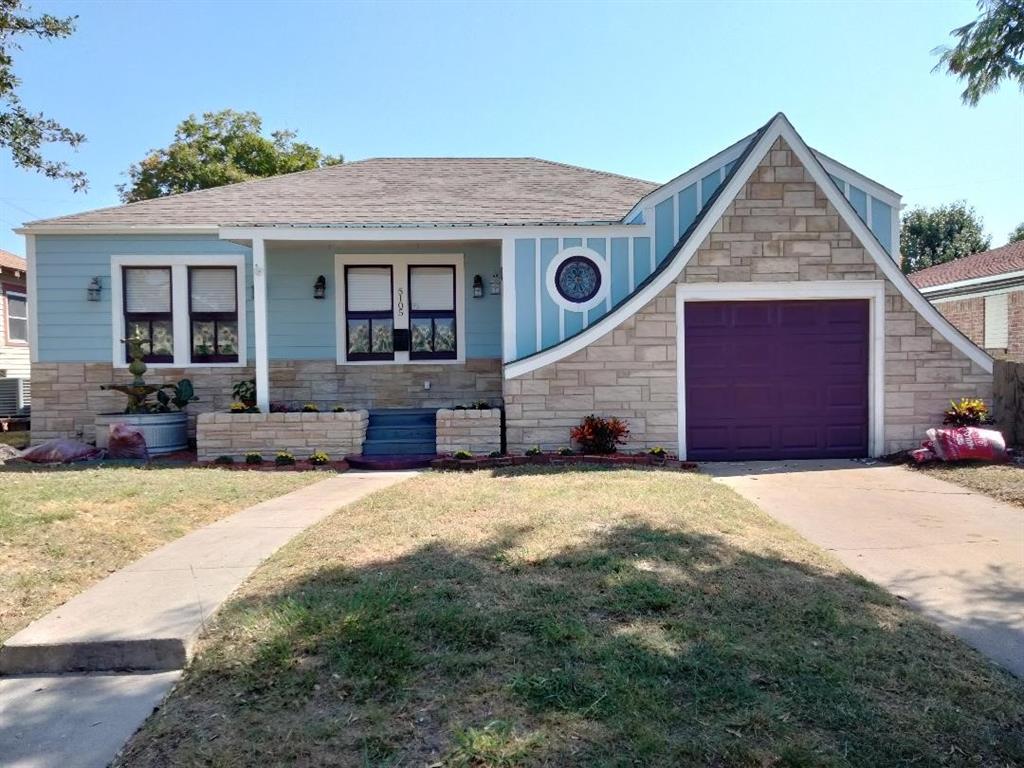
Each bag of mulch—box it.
[925,427,1008,463]
[20,438,104,463]
[107,422,150,461]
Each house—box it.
[0,248,30,416]
[17,113,992,461]
[909,241,1024,359]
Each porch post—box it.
[252,237,270,413]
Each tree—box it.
[1009,222,1024,243]
[119,110,343,202]
[933,0,1024,105]
[900,202,992,273]
[0,0,87,190]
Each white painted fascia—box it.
[812,150,902,208]
[917,269,1024,295]
[504,112,992,379]
[16,224,220,236]
[219,224,644,242]
[621,132,755,224]
[674,280,887,459]
[24,234,38,363]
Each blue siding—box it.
[35,235,252,363]
[586,239,607,325]
[267,248,335,360]
[539,238,561,349]
[848,185,868,222]
[609,238,630,304]
[654,198,675,264]
[870,199,892,253]
[514,239,537,359]
[633,237,652,286]
[677,184,699,238]
[700,170,721,206]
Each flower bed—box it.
[197,458,351,472]
[196,410,369,462]
[431,452,697,471]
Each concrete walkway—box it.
[0,470,415,768]
[707,460,1024,677]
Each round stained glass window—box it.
[554,256,602,304]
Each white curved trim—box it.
[544,246,609,313]
[504,112,992,380]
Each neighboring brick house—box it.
[18,113,992,460]
[0,249,30,415]
[909,241,1024,360]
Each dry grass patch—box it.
[0,466,321,640]
[910,462,1024,507]
[117,468,1024,767]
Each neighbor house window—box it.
[5,290,27,344]
[123,267,173,362]
[345,266,394,361]
[189,267,239,363]
[409,265,456,360]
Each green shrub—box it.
[488,450,503,458]
[244,452,263,465]
[275,450,296,466]
[301,403,319,413]
[453,450,473,460]
[332,405,346,413]
[309,450,330,466]
[648,446,667,457]
[943,398,988,426]
[557,447,575,456]
[213,455,234,465]
[525,446,543,456]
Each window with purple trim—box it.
[123,267,173,363]
[345,266,394,361]
[189,266,239,363]
[409,265,456,360]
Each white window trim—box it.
[110,254,248,369]
[334,253,466,365]
[675,280,887,460]
[5,289,28,344]
[545,246,611,313]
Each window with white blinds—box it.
[410,266,455,311]
[190,267,237,313]
[189,267,239,363]
[125,267,171,313]
[346,267,393,311]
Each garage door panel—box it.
[684,299,869,461]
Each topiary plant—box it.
[102,338,198,414]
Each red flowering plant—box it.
[570,415,630,454]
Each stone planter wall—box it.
[196,410,369,461]
[436,408,502,455]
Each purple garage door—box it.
[684,300,869,461]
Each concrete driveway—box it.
[706,460,1024,677]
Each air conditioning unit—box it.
[0,378,30,417]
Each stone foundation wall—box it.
[196,411,368,461]
[436,408,502,455]
[503,137,992,456]
[30,358,501,445]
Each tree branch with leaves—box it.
[934,0,1024,105]
[0,0,87,190]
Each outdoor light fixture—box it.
[86,276,102,302]
[472,274,484,298]
[489,271,502,295]
[313,275,326,300]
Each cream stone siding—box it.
[503,138,991,456]
[30,358,501,444]
[195,411,368,461]
[436,408,502,455]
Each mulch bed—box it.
[431,452,698,471]
[198,459,350,472]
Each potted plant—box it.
[94,339,198,455]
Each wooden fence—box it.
[993,359,1024,447]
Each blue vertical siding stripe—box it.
[564,309,583,337]
[632,237,652,286]
[871,199,893,253]
[539,238,561,348]
[723,160,737,176]
[677,184,699,238]
[561,237,582,248]
[514,239,537,359]
[610,238,630,305]
[586,238,607,325]
[654,198,675,265]
[700,170,721,207]
[848,185,868,222]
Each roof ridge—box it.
[524,157,658,187]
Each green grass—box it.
[115,468,1024,767]
[0,466,321,640]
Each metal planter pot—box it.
[94,411,189,455]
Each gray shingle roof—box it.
[27,158,659,228]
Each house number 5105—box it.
[397,288,405,317]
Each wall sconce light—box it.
[472,274,484,299]
[313,275,326,300]
[489,271,502,295]
[86,276,102,302]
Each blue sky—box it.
[1,0,1021,255]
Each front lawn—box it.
[910,462,1024,508]
[117,468,1023,767]
[0,466,321,640]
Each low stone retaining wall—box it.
[197,411,369,461]
[436,408,502,455]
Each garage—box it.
[683,299,870,461]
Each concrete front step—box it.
[0,472,417,675]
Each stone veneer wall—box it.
[30,358,501,444]
[196,411,368,461]
[436,408,502,455]
[504,138,992,455]
[934,298,985,350]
